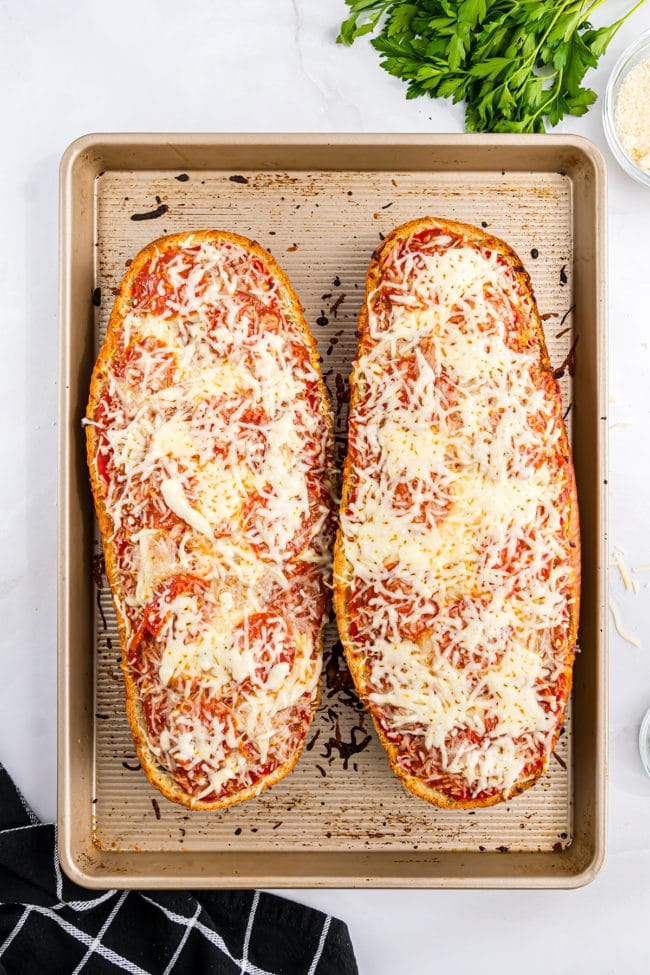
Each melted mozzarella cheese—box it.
[376,415,440,480]
[157,592,257,688]
[160,479,214,537]
[132,528,178,604]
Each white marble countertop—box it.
[3,1,650,971]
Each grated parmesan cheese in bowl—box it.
[604,29,650,187]
[615,59,650,172]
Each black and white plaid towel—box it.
[0,764,357,975]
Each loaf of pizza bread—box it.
[86,230,335,810]
[334,217,580,809]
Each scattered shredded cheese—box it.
[609,599,642,648]
[612,549,634,592]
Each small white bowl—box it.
[603,28,650,188]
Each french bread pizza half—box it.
[86,231,335,810]
[334,217,580,809]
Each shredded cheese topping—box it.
[339,226,578,802]
[90,235,334,802]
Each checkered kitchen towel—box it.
[0,764,357,975]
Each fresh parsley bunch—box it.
[338,0,647,132]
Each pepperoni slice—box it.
[172,688,234,736]
[242,474,329,560]
[92,393,117,486]
[236,292,282,339]
[350,577,440,644]
[268,562,328,630]
[207,291,281,351]
[233,613,296,686]
[142,574,210,639]
[408,227,459,255]
[390,477,451,526]
[131,249,205,315]
[430,595,503,670]
[114,336,176,391]
[127,574,211,678]
[191,395,269,464]
[143,696,170,738]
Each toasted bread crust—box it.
[87,230,333,811]
[334,217,581,810]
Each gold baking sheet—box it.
[59,135,607,888]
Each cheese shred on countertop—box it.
[609,599,642,649]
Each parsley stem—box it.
[529,68,564,128]
[582,0,608,20]
[614,0,649,26]
[583,0,647,27]
[527,1,574,69]
[479,1,572,108]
